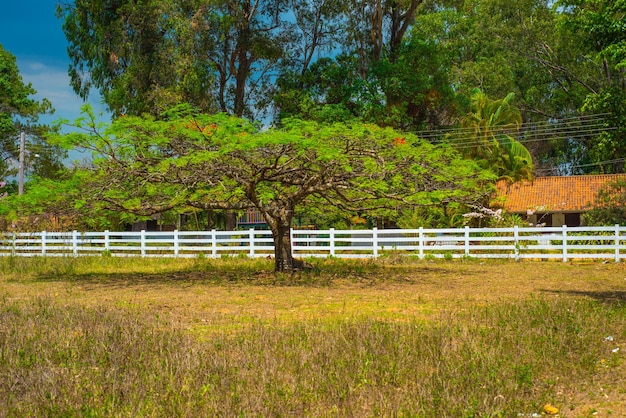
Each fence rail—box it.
[2,225,626,261]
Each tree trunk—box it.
[261,208,296,272]
[226,212,237,231]
[272,223,294,272]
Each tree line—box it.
[57,0,626,174]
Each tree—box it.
[0,44,64,185]
[58,0,293,119]
[273,55,375,124]
[275,0,460,131]
[0,171,109,232]
[58,0,207,117]
[339,0,422,74]
[558,0,626,173]
[452,90,534,182]
[584,178,626,225]
[55,105,494,272]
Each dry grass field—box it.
[1,256,625,417]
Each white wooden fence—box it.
[2,225,626,262]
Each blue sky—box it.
[0,1,109,128]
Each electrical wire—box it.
[535,158,626,174]
[415,113,612,139]
[414,113,617,151]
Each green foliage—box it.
[580,87,626,173]
[50,105,494,269]
[396,202,469,228]
[557,0,626,173]
[452,90,534,182]
[584,179,626,225]
[0,44,60,183]
[57,0,293,118]
[559,0,626,70]
[0,168,146,232]
[55,0,625,176]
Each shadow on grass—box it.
[18,257,464,288]
[541,289,626,304]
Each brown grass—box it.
[1,256,625,416]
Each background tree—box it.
[451,90,534,182]
[57,0,211,117]
[58,0,293,119]
[274,0,450,130]
[583,178,626,225]
[0,44,65,186]
[54,105,494,271]
[558,0,626,173]
[58,0,620,174]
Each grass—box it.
[1,256,625,417]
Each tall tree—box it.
[55,105,494,271]
[0,44,63,185]
[59,0,182,116]
[340,0,422,74]
[558,0,626,173]
[275,0,442,129]
[188,0,291,118]
[288,0,345,76]
[58,0,292,119]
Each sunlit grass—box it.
[1,256,625,416]
[0,296,624,417]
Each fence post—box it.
[104,230,110,252]
[372,227,379,258]
[211,229,217,258]
[140,230,146,257]
[615,224,620,263]
[513,225,519,261]
[41,230,46,256]
[72,230,78,256]
[174,230,179,257]
[249,228,255,258]
[464,226,470,257]
[11,232,16,257]
[561,225,568,262]
[330,228,336,257]
[418,227,424,259]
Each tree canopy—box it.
[53,105,494,271]
[0,44,65,187]
[57,0,624,174]
[584,178,626,226]
[3,0,619,244]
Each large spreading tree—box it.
[55,105,494,271]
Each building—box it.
[493,174,626,227]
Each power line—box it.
[415,113,612,139]
[447,126,616,151]
[415,113,617,151]
[535,158,626,174]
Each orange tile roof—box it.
[493,174,626,213]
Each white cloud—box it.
[17,58,110,127]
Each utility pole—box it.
[18,131,25,195]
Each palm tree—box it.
[455,89,533,182]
